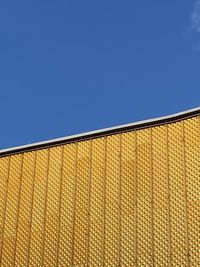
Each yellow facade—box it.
[0,115,199,266]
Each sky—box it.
[0,0,200,149]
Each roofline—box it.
[0,107,200,157]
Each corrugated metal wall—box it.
[0,116,199,266]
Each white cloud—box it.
[191,0,200,32]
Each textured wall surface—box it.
[0,116,199,266]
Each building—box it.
[0,108,199,266]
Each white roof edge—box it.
[0,106,200,155]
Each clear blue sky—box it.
[1,0,200,149]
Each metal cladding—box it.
[0,109,200,266]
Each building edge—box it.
[0,106,200,157]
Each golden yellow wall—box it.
[0,116,199,266]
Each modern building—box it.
[0,108,199,266]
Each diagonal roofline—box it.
[0,107,200,157]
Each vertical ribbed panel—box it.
[0,154,23,267]
[136,129,152,266]
[58,143,76,266]
[88,138,105,266]
[168,122,188,266]
[29,149,49,267]
[184,117,200,266]
[121,132,136,266]
[0,115,199,266]
[152,125,169,266]
[104,135,120,266]
[72,141,91,266]
[43,146,62,266]
[0,157,10,264]
[14,152,36,266]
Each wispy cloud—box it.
[191,0,200,33]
